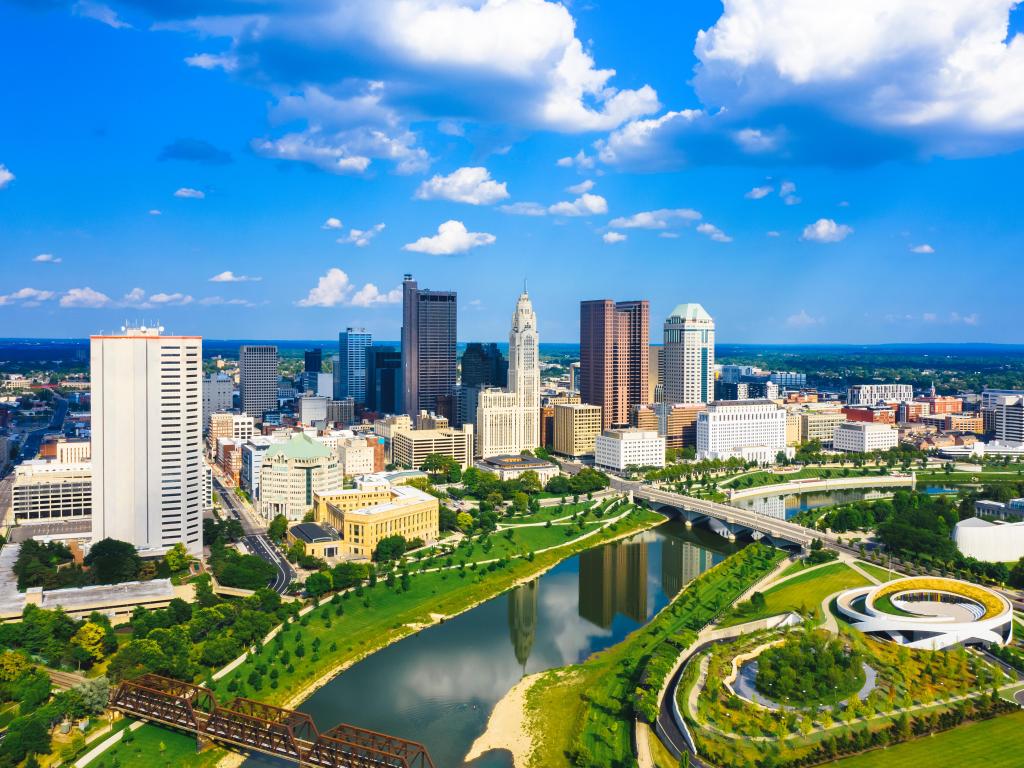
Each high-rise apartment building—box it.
[579,299,649,430]
[337,328,372,405]
[461,343,508,388]
[239,344,278,421]
[366,346,402,414]
[91,327,203,555]
[847,383,914,405]
[401,274,457,416]
[663,303,714,405]
[202,372,234,433]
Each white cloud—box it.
[0,164,14,189]
[210,271,261,283]
[148,209,161,216]
[415,167,509,205]
[60,287,111,308]
[786,309,823,328]
[783,194,801,205]
[149,292,193,305]
[602,231,626,244]
[32,254,61,264]
[185,52,238,72]
[338,223,385,247]
[910,243,935,254]
[499,202,547,216]
[437,120,464,136]
[766,230,781,237]
[548,193,608,217]
[566,179,595,194]
[697,222,732,243]
[779,181,800,205]
[322,217,343,230]
[801,218,853,243]
[402,220,496,255]
[732,127,781,154]
[72,1,130,29]
[297,267,402,307]
[658,232,680,239]
[0,288,55,306]
[174,187,205,199]
[745,185,773,200]
[608,208,701,229]
[200,296,255,307]
[122,287,146,306]
[556,150,596,170]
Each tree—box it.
[71,621,107,665]
[84,538,141,584]
[374,534,408,562]
[518,470,542,495]
[512,492,529,515]
[268,514,289,542]
[456,512,474,532]
[164,543,192,573]
[1009,556,1024,589]
[305,571,333,597]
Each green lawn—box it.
[725,466,890,491]
[90,724,225,768]
[780,558,813,578]
[828,711,1024,767]
[917,470,1024,485]
[855,560,902,583]
[722,561,870,626]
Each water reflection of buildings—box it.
[578,540,648,629]
[661,538,719,598]
[742,494,787,520]
[739,488,895,520]
[508,579,538,670]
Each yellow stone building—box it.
[314,480,439,560]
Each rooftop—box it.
[482,454,552,469]
[666,302,712,323]
[290,522,339,543]
[264,431,332,461]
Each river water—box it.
[732,485,956,521]
[243,521,736,768]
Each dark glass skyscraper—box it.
[366,345,402,414]
[401,274,457,416]
[460,342,508,388]
[304,348,322,373]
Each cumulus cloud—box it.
[72,1,130,29]
[556,150,596,170]
[498,202,546,216]
[0,288,55,306]
[210,270,261,283]
[745,185,773,199]
[322,217,343,230]
[910,243,935,253]
[0,164,14,189]
[548,193,607,217]
[174,187,205,199]
[159,138,232,165]
[415,167,509,205]
[185,52,238,72]
[697,222,732,243]
[338,223,385,247]
[60,287,111,308]
[779,180,801,205]
[149,292,193,305]
[122,287,146,306]
[608,208,701,229]
[403,220,496,255]
[297,267,401,307]
[566,179,595,194]
[786,309,823,328]
[801,218,853,243]
[602,231,626,244]
[33,254,61,264]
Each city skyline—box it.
[3,2,1024,343]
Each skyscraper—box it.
[579,299,649,429]
[239,345,279,420]
[304,348,322,374]
[461,343,508,388]
[662,303,714,405]
[401,274,457,416]
[366,345,402,414]
[337,328,372,405]
[91,326,202,555]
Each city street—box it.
[15,394,68,464]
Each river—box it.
[243,520,737,768]
[731,484,957,521]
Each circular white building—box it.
[836,577,1012,650]
[953,517,1024,563]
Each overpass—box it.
[631,486,834,550]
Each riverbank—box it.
[465,671,543,766]
[727,473,915,501]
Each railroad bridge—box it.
[109,674,434,768]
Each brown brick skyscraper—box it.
[579,299,649,430]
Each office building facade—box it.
[258,432,343,521]
[402,274,457,417]
[337,328,372,405]
[663,303,715,405]
[202,373,234,433]
[461,342,508,388]
[553,403,603,457]
[594,429,666,471]
[366,345,402,414]
[579,299,649,430]
[91,327,203,555]
[847,383,914,405]
[696,399,791,464]
[11,461,92,525]
[239,344,279,421]
[833,422,899,453]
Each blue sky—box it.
[2,0,1024,344]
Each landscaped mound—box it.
[755,631,865,707]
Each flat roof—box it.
[483,454,552,468]
[291,522,339,543]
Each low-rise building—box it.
[390,424,474,470]
[832,421,898,453]
[553,403,602,457]
[974,498,1024,521]
[843,405,896,424]
[696,400,792,464]
[10,461,92,525]
[287,522,342,560]
[216,438,245,484]
[314,479,439,560]
[338,435,375,477]
[632,402,705,450]
[799,410,846,446]
[39,437,91,464]
[208,412,255,452]
[897,401,931,423]
[916,395,962,415]
[847,383,913,405]
[240,435,284,498]
[594,429,665,471]
[476,454,560,484]
[258,432,343,521]
[953,517,1024,563]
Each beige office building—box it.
[207,412,255,452]
[315,480,439,560]
[391,424,474,470]
[553,403,603,457]
[799,410,847,446]
[258,432,343,521]
[10,461,92,525]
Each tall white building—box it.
[833,421,898,453]
[202,373,234,433]
[696,399,792,464]
[476,290,540,457]
[847,383,913,405]
[595,429,666,471]
[91,327,203,555]
[239,344,278,421]
[663,303,715,405]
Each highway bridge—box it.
[109,674,434,768]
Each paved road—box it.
[15,394,68,464]
[213,475,294,594]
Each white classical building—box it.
[258,432,343,521]
[662,303,715,405]
[594,429,666,471]
[91,326,203,556]
[833,421,898,453]
[695,399,792,464]
[476,290,540,458]
[953,517,1024,563]
[847,383,913,405]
